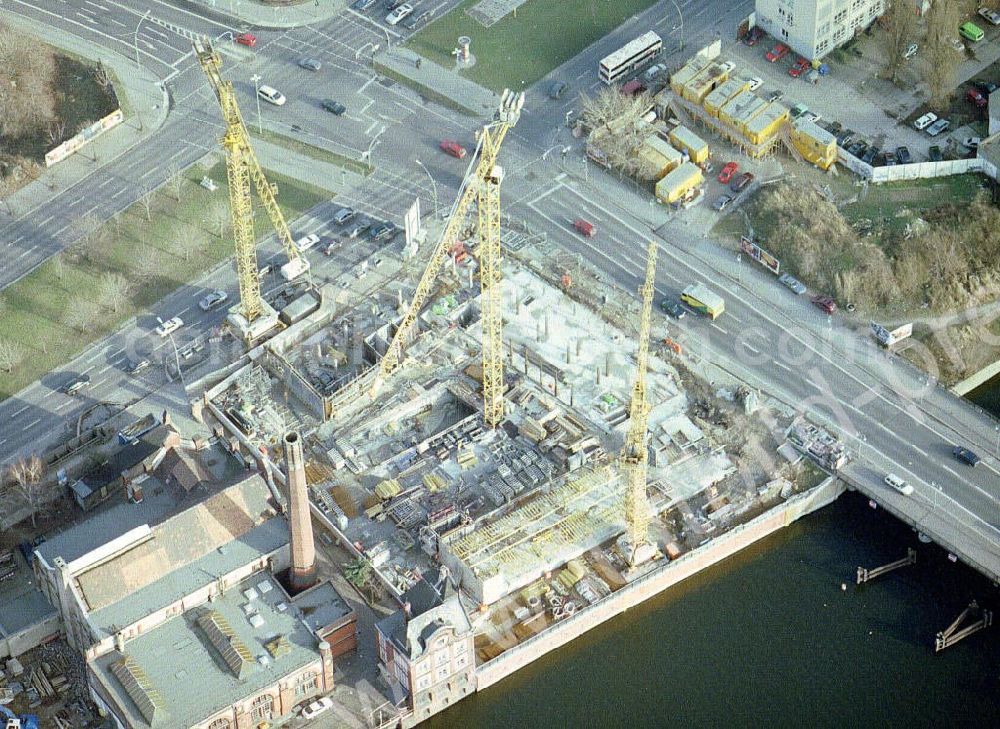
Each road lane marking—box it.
[912,444,928,457]
[710,323,727,334]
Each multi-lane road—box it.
[2,0,999,578]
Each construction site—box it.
[1,38,849,729]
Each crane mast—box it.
[370,90,525,429]
[193,39,306,333]
[621,242,657,565]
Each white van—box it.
[257,85,286,106]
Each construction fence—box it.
[837,148,984,182]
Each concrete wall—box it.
[475,477,845,690]
[0,612,61,660]
[836,147,984,181]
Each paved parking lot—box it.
[725,39,935,159]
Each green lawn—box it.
[249,128,373,176]
[407,0,659,91]
[0,160,328,399]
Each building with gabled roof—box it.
[375,567,474,727]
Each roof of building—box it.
[669,125,708,152]
[0,551,58,638]
[36,443,251,566]
[89,572,323,729]
[290,581,355,635]
[642,134,683,163]
[376,568,471,660]
[75,474,279,613]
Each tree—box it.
[134,245,162,282]
[137,183,154,221]
[926,0,963,49]
[52,251,64,280]
[100,272,131,314]
[0,337,25,373]
[8,454,46,527]
[166,166,185,201]
[64,297,101,331]
[208,198,232,239]
[93,61,112,92]
[925,41,961,109]
[878,0,917,83]
[47,119,66,144]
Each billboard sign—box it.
[739,235,780,275]
[45,109,123,167]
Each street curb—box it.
[373,60,480,117]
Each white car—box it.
[385,3,413,25]
[718,60,736,74]
[884,473,914,496]
[913,112,937,131]
[198,290,228,311]
[257,84,286,106]
[747,76,763,91]
[962,136,981,149]
[803,111,822,124]
[949,37,965,53]
[301,697,334,719]
[979,7,1000,26]
[295,233,321,252]
[155,317,183,337]
[643,63,668,82]
[904,42,918,59]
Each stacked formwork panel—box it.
[789,120,837,170]
[703,77,748,117]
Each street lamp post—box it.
[166,332,186,387]
[250,74,263,134]
[668,0,684,51]
[134,10,151,71]
[415,159,439,219]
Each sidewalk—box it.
[184,0,347,29]
[0,9,169,219]
[253,136,367,193]
[374,47,500,117]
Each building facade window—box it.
[250,694,274,721]
[207,719,231,729]
[295,671,319,697]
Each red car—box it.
[439,140,467,159]
[621,78,646,96]
[765,43,790,62]
[966,88,988,107]
[745,27,764,46]
[717,161,738,184]
[811,294,837,314]
[235,32,257,48]
[789,58,811,77]
[573,219,596,237]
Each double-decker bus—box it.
[599,31,663,85]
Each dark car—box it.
[347,219,372,239]
[297,57,322,72]
[835,128,855,146]
[882,151,896,166]
[847,140,866,158]
[368,221,397,241]
[953,446,981,467]
[861,145,879,165]
[810,294,837,314]
[125,358,151,375]
[928,145,943,161]
[402,9,432,29]
[322,99,347,115]
[660,297,686,319]
[61,375,90,395]
[548,80,569,100]
[973,79,999,94]
[729,172,754,193]
[895,146,911,164]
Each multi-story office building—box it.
[755,0,886,60]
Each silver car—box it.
[297,57,322,72]
[778,273,807,295]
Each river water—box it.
[429,491,1000,727]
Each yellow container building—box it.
[668,125,709,165]
[655,161,703,204]
[703,77,749,117]
[790,119,837,170]
[744,102,789,145]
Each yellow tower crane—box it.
[621,242,657,567]
[193,39,309,341]
[370,89,525,428]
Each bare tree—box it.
[166,166,185,201]
[93,61,113,92]
[8,455,46,527]
[878,0,917,84]
[100,272,131,314]
[925,0,962,50]
[52,251,64,280]
[137,183,155,221]
[47,119,67,144]
[208,198,232,239]
[133,245,162,282]
[0,337,25,373]
[64,297,101,331]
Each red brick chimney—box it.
[284,432,316,592]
